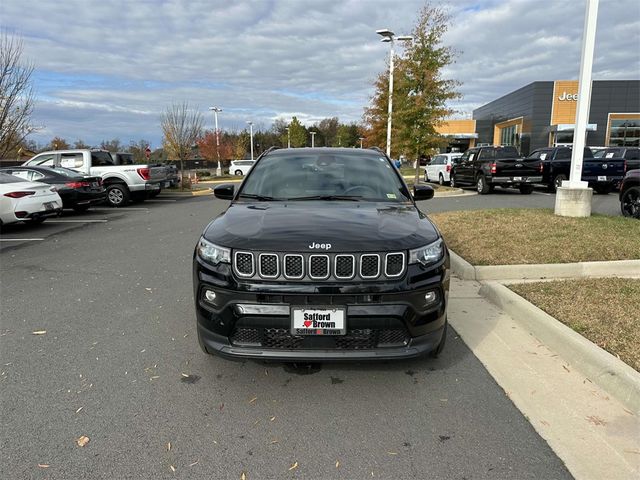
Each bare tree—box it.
[161,102,203,188]
[0,32,35,159]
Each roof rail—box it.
[255,146,280,160]
[368,146,390,157]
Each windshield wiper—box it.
[285,195,362,201]
[237,193,281,201]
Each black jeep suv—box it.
[193,148,450,361]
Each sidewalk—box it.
[449,276,640,480]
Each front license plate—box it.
[291,307,346,336]
[44,202,55,211]
[513,176,522,181]
[163,181,170,188]
[598,176,607,181]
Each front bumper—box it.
[490,176,542,185]
[193,255,449,361]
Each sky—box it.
[1,0,639,149]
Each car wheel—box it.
[106,183,130,207]
[73,205,90,213]
[439,174,445,186]
[519,185,534,194]
[621,186,640,219]
[552,174,567,192]
[430,320,447,358]
[476,174,491,194]
[450,174,457,188]
[234,170,242,176]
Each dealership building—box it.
[437,80,639,155]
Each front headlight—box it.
[197,237,230,265]
[409,239,444,266]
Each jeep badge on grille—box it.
[309,242,332,250]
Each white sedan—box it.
[0,172,63,226]
[229,160,255,176]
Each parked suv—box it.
[194,147,449,361]
[424,153,462,185]
[594,147,640,173]
[229,160,255,176]
[620,169,640,219]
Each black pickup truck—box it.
[594,147,640,174]
[524,146,625,193]
[449,146,541,194]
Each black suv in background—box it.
[620,169,640,219]
[594,147,640,173]
[193,148,449,361]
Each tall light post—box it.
[376,29,413,158]
[310,131,316,148]
[359,137,364,148]
[285,127,291,148]
[247,121,254,161]
[208,106,222,176]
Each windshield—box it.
[238,152,411,202]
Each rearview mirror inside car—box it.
[214,184,235,200]
[413,185,434,201]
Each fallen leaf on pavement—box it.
[167,442,171,451]
[335,460,340,468]
[37,464,50,468]
[189,461,199,467]
[181,373,189,378]
[241,472,247,480]
[387,452,397,456]
[32,330,46,335]
[586,415,607,426]
[249,397,257,404]
[270,416,276,422]
[270,439,278,444]
[288,462,298,471]
[75,407,83,414]
[170,465,176,472]
[76,435,90,447]
[219,403,224,411]
[562,365,570,373]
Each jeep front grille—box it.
[232,251,406,282]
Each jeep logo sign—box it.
[309,242,331,250]
[558,91,578,101]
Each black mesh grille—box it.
[260,254,278,277]
[360,255,380,278]
[309,255,329,278]
[335,329,376,349]
[335,255,354,278]
[235,252,253,275]
[284,255,303,278]
[230,327,262,346]
[263,328,304,349]
[378,329,409,346]
[385,253,404,276]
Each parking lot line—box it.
[47,219,108,223]
[145,199,177,203]
[0,238,45,242]
[533,191,553,196]
[90,207,149,211]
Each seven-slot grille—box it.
[232,251,406,281]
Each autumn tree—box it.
[73,139,91,149]
[235,130,250,159]
[49,136,69,150]
[100,138,122,152]
[161,102,203,186]
[0,32,35,159]
[127,139,152,163]
[289,117,307,148]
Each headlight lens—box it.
[197,237,230,265]
[409,239,444,266]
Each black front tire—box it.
[450,174,457,188]
[234,170,243,176]
[439,174,445,186]
[552,174,567,192]
[519,185,534,194]
[621,186,640,218]
[106,183,130,207]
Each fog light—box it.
[425,291,438,305]
[204,289,217,304]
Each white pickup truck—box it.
[23,149,167,207]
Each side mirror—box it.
[214,184,235,200]
[413,185,434,201]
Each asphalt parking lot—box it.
[1,190,621,479]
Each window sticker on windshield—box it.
[386,193,397,199]
[540,153,547,160]
[606,153,614,158]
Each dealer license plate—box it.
[291,307,346,336]
[598,176,607,181]
[44,202,55,211]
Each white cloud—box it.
[1,0,638,146]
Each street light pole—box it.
[208,106,222,176]
[359,137,364,148]
[310,131,316,148]
[247,121,254,161]
[376,29,412,158]
[286,127,291,148]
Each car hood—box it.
[203,201,440,252]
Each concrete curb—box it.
[479,281,640,415]
[449,249,640,281]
